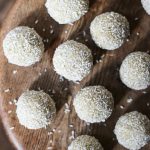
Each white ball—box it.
[16,90,56,129]
[68,135,104,150]
[120,51,150,90]
[90,12,130,50]
[114,111,150,150]
[73,86,114,123]
[141,0,150,15]
[45,0,89,24]
[53,40,93,82]
[3,26,44,66]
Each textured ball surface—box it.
[3,26,44,66]
[141,0,150,15]
[90,12,130,50]
[16,90,56,129]
[73,86,114,123]
[120,51,150,90]
[45,0,89,24]
[114,111,150,150]
[68,135,103,150]
[53,40,93,82]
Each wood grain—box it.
[0,0,150,150]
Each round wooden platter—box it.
[0,0,150,150]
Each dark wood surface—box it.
[0,0,150,150]
[0,0,16,150]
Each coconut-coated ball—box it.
[45,0,89,24]
[53,40,93,82]
[73,86,114,123]
[68,135,104,150]
[90,12,130,50]
[16,90,56,129]
[120,51,150,90]
[3,26,44,66]
[141,0,150,15]
[114,111,150,150]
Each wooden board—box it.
[0,0,150,150]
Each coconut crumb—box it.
[65,30,68,34]
[39,72,42,76]
[69,130,75,140]
[48,131,53,135]
[52,128,56,132]
[50,140,53,143]
[44,68,47,72]
[83,31,86,37]
[4,89,10,93]
[59,76,64,82]
[13,99,17,105]
[58,129,62,133]
[69,124,74,128]
[50,30,54,34]
[8,110,12,114]
[35,20,39,24]
[127,98,133,103]
[120,105,125,109]
[13,70,17,74]
[85,39,88,42]
[75,37,79,40]
[64,103,71,113]
[142,91,147,94]
[134,17,139,21]
[10,127,14,130]
[9,101,13,105]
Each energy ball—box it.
[53,40,93,82]
[120,51,150,90]
[90,12,130,50]
[16,90,56,129]
[45,0,89,24]
[141,0,150,15]
[68,135,104,150]
[73,86,114,123]
[3,26,44,66]
[114,111,150,150]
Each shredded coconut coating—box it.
[16,90,56,129]
[90,12,130,50]
[45,0,89,24]
[53,40,93,82]
[114,111,150,150]
[120,51,150,90]
[68,135,103,150]
[141,0,150,15]
[3,26,44,66]
[73,86,114,123]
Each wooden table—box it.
[0,1,16,150]
[0,0,150,150]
